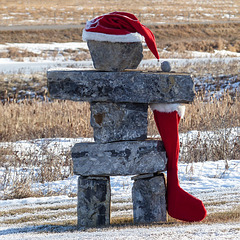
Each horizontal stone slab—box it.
[47,70,195,103]
[72,140,167,176]
[90,102,148,143]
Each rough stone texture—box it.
[90,102,148,143]
[72,140,167,176]
[87,40,143,71]
[161,61,171,72]
[77,176,111,228]
[132,174,167,224]
[131,173,154,181]
[47,70,195,103]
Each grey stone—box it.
[77,176,111,228]
[72,140,167,176]
[161,61,171,72]
[47,70,195,103]
[131,173,154,181]
[132,174,167,224]
[90,102,148,143]
[87,40,143,71]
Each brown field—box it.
[1,0,239,26]
[0,22,239,54]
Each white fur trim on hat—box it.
[150,103,186,118]
[82,29,144,43]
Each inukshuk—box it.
[47,12,206,229]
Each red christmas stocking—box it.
[152,104,207,222]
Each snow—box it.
[0,59,94,74]
[0,42,239,74]
[0,42,89,53]
[0,221,240,239]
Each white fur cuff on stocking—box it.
[150,103,185,118]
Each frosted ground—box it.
[0,42,239,239]
[0,136,239,239]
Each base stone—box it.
[90,102,148,143]
[77,176,111,229]
[132,173,167,224]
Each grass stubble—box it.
[1,0,239,26]
[0,197,239,230]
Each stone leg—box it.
[132,173,167,224]
[77,176,111,229]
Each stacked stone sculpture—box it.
[47,41,195,229]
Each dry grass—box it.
[203,206,240,223]
[0,141,75,199]
[0,204,77,217]
[0,201,238,231]
[181,91,240,162]
[0,100,91,200]
[0,73,48,101]
[109,206,240,228]
[182,91,240,132]
[1,22,239,55]
[0,91,239,143]
[0,100,92,141]
[0,0,239,26]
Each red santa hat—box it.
[82,11,160,59]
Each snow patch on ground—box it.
[0,221,239,239]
